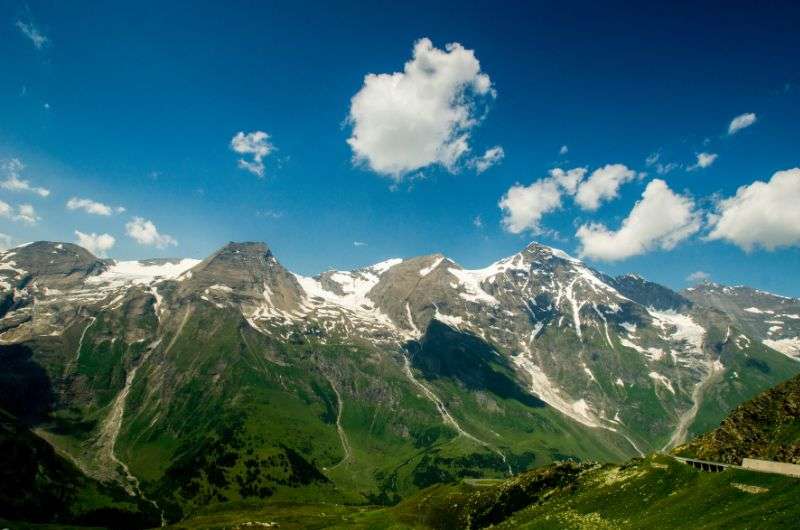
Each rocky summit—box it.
[0,240,798,524]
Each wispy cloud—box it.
[0,233,13,251]
[470,146,505,174]
[15,20,48,49]
[2,159,50,197]
[255,209,283,219]
[645,151,680,175]
[0,200,40,225]
[688,152,718,171]
[67,197,125,215]
[353,241,367,247]
[231,131,274,177]
[686,271,711,283]
[728,112,757,135]
[14,203,40,225]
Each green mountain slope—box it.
[168,455,800,529]
[0,408,160,529]
[675,373,800,464]
[113,306,632,519]
[167,371,800,529]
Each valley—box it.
[0,240,798,527]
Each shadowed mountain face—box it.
[610,274,693,312]
[0,240,797,523]
[410,320,546,409]
[0,408,160,528]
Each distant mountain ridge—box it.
[0,240,797,522]
[683,282,800,360]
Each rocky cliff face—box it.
[0,239,797,521]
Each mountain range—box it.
[1,240,798,525]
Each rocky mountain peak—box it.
[522,241,582,264]
[191,242,278,280]
[0,241,108,290]
[210,241,273,260]
[176,241,304,314]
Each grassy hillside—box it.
[58,305,630,522]
[167,368,800,529]
[167,454,800,529]
[0,408,160,529]
[676,373,800,464]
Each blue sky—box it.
[1,1,799,295]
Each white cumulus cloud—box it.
[559,145,569,155]
[499,164,638,234]
[16,20,48,49]
[471,146,505,174]
[707,168,800,251]
[75,230,115,257]
[125,217,177,248]
[576,179,701,261]
[574,164,637,211]
[499,177,563,234]
[231,131,274,177]
[347,37,494,180]
[728,112,757,135]
[2,159,49,197]
[688,152,718,171]
[549,167,587,194]
[66,197,125,215]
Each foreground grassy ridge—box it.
[486,455,800,529]
[167,454,800,529]
[677,373,800,464]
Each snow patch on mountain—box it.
[763,337,800,360]
[647,308,705,352]
[619,337,666,362]
[447,267,500,305]
[419,256,444,276]
[369,258,403,274]
[89,259,200,288]
[648,371,675,394]
[511,353,601,428]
